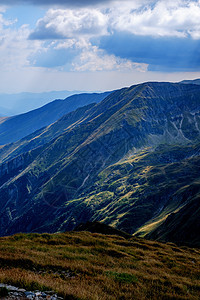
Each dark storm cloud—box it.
[94,32,200,72]
[0,0,112,6]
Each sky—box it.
[0,0,200,93]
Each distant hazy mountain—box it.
[0,106,15,116]
[0,92,110,145]
[0,90,85,116]
[0,81,200,247]
[180,79,200,85]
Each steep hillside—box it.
[0,117,8,124]
[0,81,200,246]
[58,143,200,247]
[0,103,95,163]
[0,92,109,145]
[146,197,200,247]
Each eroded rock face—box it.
[0,81,200,245]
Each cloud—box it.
[72,45,148,72]
[27,1,200,72]
[0,5,147,75]
[29,1,200,41]
[96,32,200,71]
[0,0,200,95]
[29,37,148,72]
[0,9,43,72]
[0,0,114,7]
[0,27,42,72]
[0,6,17,29]
[29,46,79,68]
[110,0,200,39]
[29,8,108,40]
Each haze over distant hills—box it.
[0,90,85,116]
[0,92,110,145]
[1,79,199,117]
[180,79,200,85]
[0,81,200,247]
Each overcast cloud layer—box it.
[0,0,199,92]
[0,0,115,7]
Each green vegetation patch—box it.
[105,271,138,283]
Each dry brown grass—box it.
[0,232,199,299]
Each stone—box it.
[25,291,36,299]
[18,288,26,292]
[0,283,60,299]
[6,285,19,291]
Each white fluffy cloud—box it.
[0,13,43,71]
[28,5,150,72]
[72,44,148,72]
[111,0,200,38]
[30,8,108,39]
[29,0,200,40]
[0,6,16,29]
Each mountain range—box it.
[0,92,110,145]
[180,79,200,85]
[0,81,200,247]
[0,90,86,116]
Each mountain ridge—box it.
[0,81,200,246]
[180,78,200,85]
[0,90,86,115]
[0,92,110,145]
